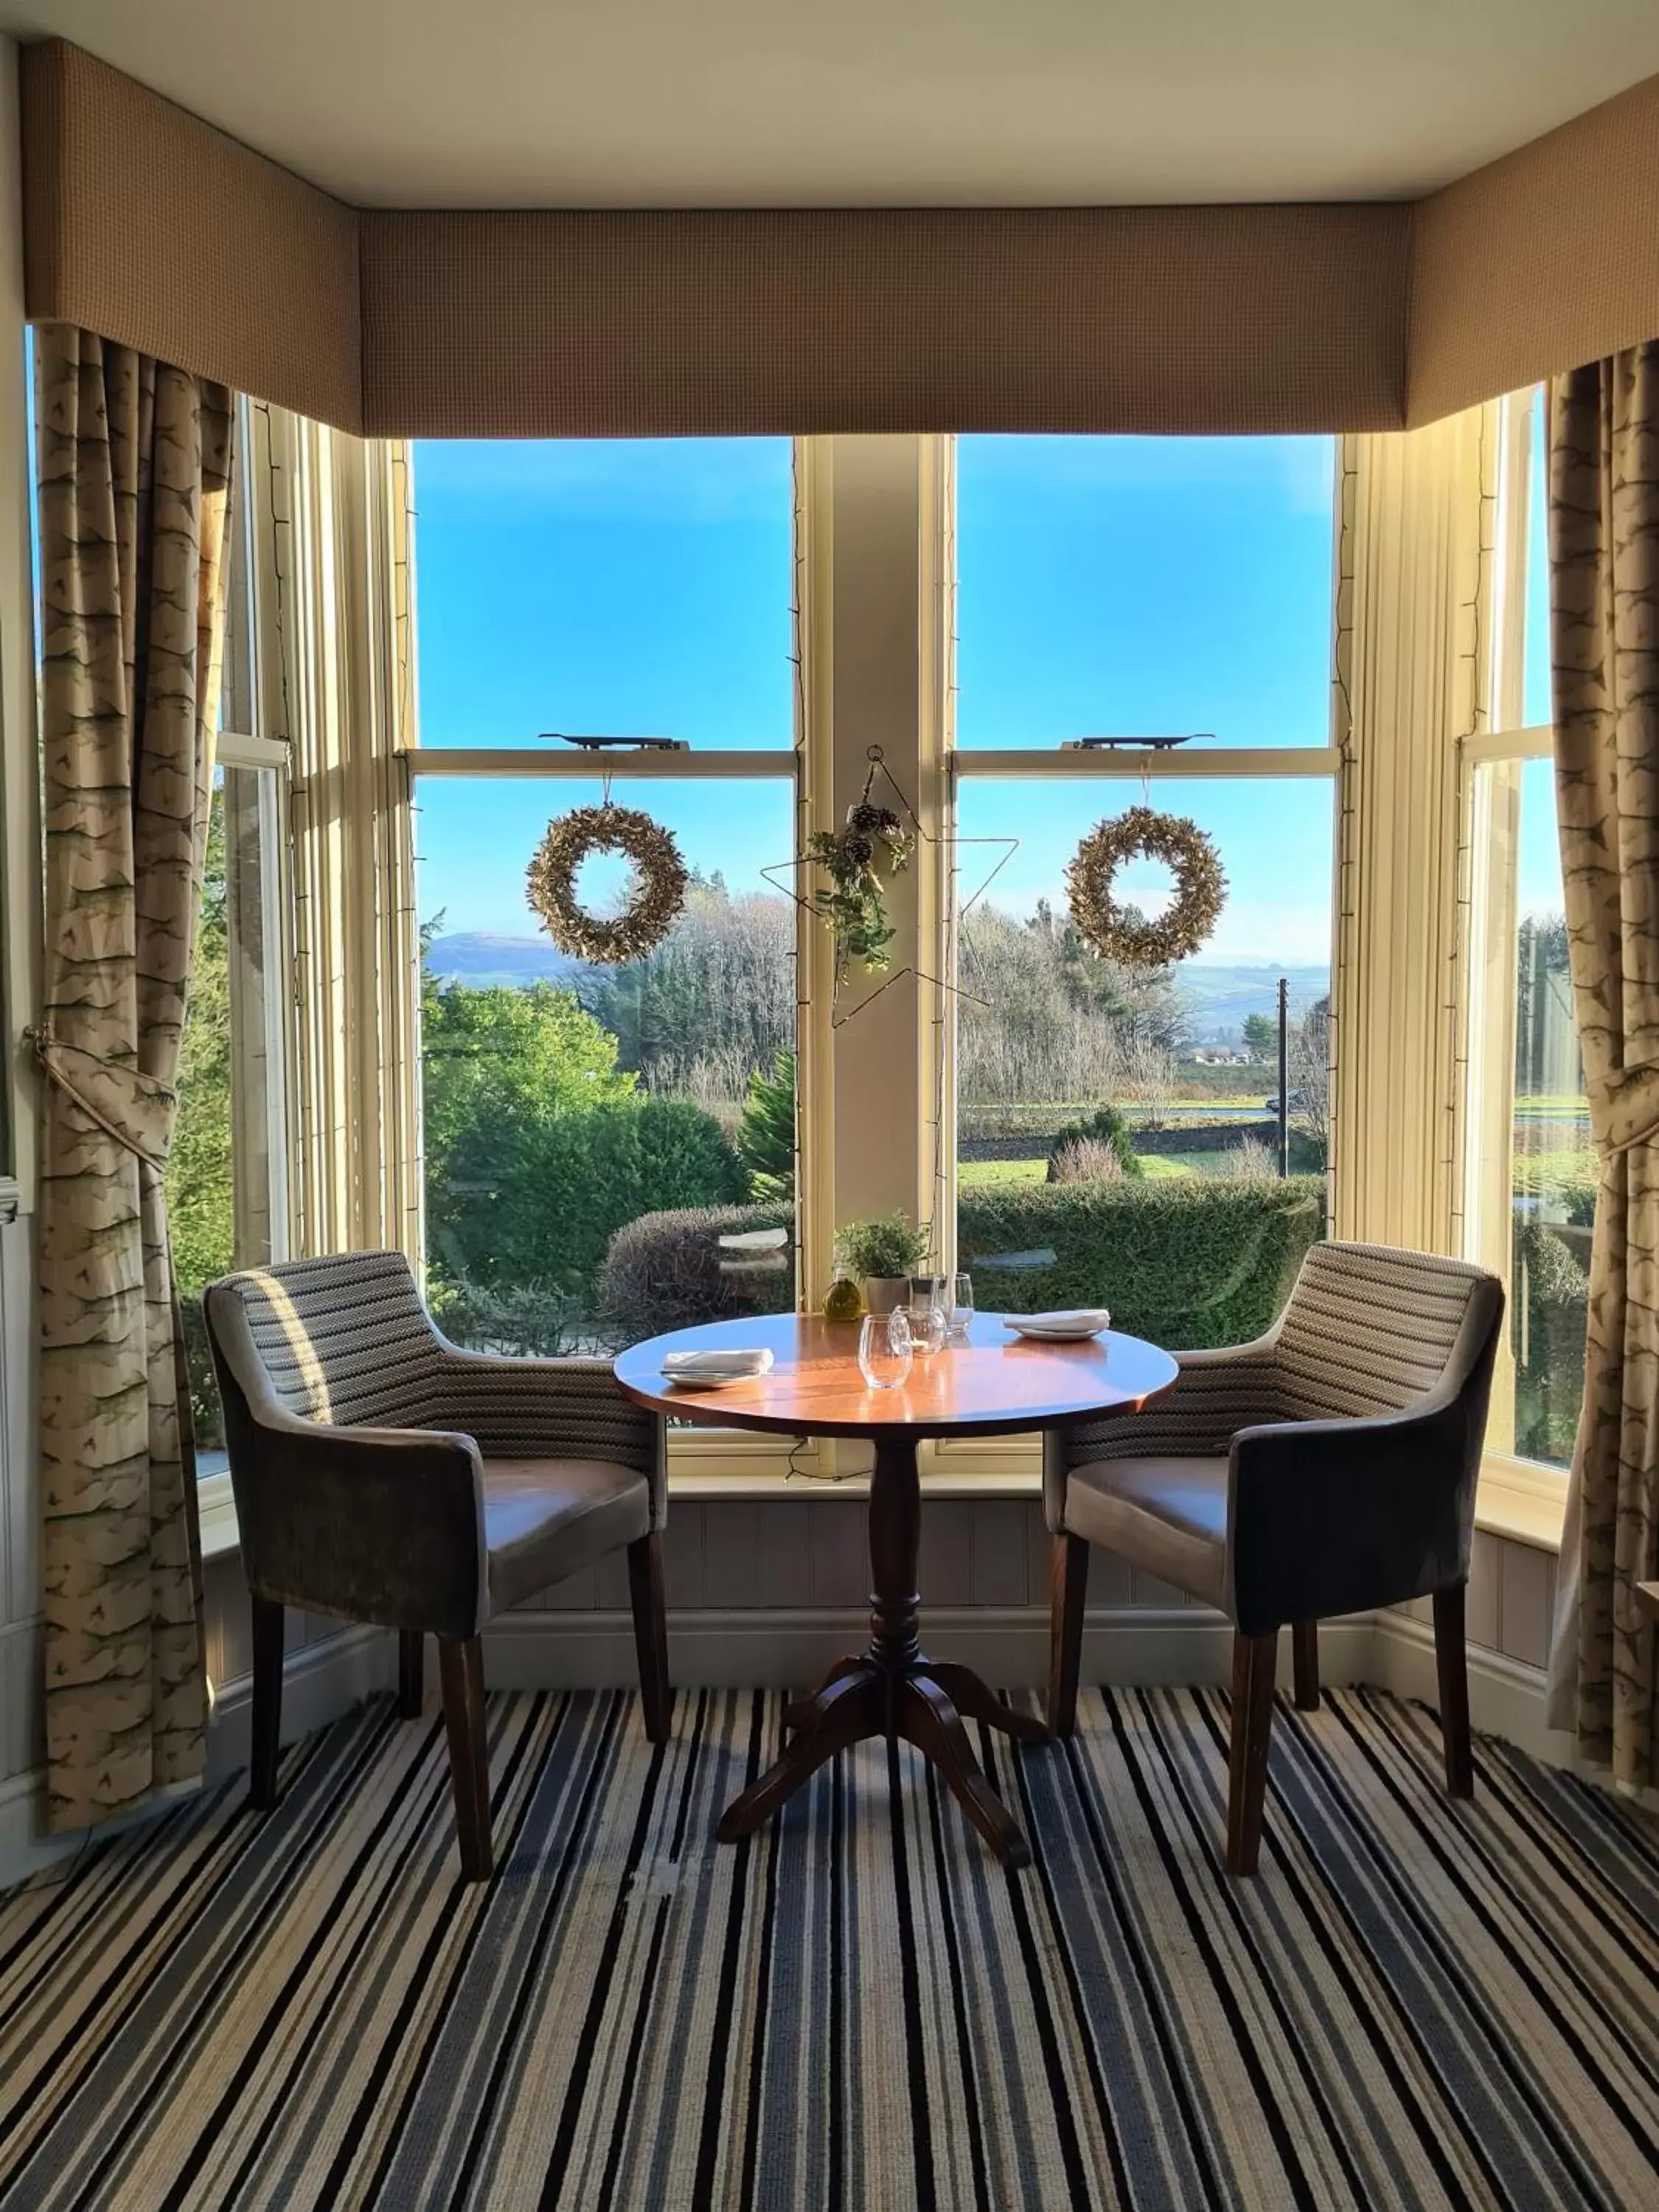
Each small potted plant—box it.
[835,1213,930,1317]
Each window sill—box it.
[1474,1455,1565,1554]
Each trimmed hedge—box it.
[602,1175,1325,1351]
[958,1175,1326,1350]
[598,1201,796,1338]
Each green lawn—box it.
[958,1152,1197,1186]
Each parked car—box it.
[1265,1090,1305,1113]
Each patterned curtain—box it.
[1545,341,1659,1787]
[34,330,234,1832]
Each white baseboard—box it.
[205,1623,395,1783]
[484,1605,1380,1694]
[1367,1610,1571,1766]
[2,1608,1581,1893]
[0,1626,394,1893]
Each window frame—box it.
[406,437,823,1478]
[931,435,1344,1473]
[1457,386,1576,1529]
[194,403,294,1509]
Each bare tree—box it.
[1290,996,1331,1152]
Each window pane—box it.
[411,439,795,748]
[417,776,797,1352]
[955,436,1335,750]
[954,776,1332,1345]
[1506,758,1587,1465]
[171,765,285,1453]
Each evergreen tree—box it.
[738,1047,796,1199]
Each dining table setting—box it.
[614,1301,1178,1868]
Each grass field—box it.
[957,1152,1197,1188]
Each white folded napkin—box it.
[661,1348,775,1380]
[1010,1310,1112,1332]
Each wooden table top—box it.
[613,1312,1179,1441]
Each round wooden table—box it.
[615,1312,1178,1868]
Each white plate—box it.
[1002,1312,1111,1342]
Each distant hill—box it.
[425,933,585,990]
[1175,962,1329,1046]
[424,936,1327,1046]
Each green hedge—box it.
[602,1176,1324,1350]
[958,1175,1326,1349]
[597,1201,796,1338]
[428,1095,749,1302]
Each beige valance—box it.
[20,38,1659,440]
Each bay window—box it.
[171,401,291,1455]
[947,436,1340,1361]
[1461,390,1586,1486]
[408,437,808,1394]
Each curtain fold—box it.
[276,414,422,1262]
[1545,341,1659,1786]
[35,328,233,1831]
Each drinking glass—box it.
[905,1277,948,1355]
[858,1309,914,1390]
[949,1273,975,1340]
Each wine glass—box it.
[905,1276,948,1354]
[949,1272,974,1341]
[858,1309,914,1390]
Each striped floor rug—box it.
[1,1686,1656,2211]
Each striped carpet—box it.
[1,1687,1656,2211]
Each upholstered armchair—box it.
[1043,1242,1505,1875]
[204,1251,669,1880]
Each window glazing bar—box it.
[410,748,798,779]
[953,746,1339,778]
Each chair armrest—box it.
[1043,1340,1281,1530]
[424,1347,667,1528]
[1226,1384,1481,1636]
[228,1402,490,1640]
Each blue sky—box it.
[411,430,1561,956]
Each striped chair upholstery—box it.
[223,1249,660,1475]
[1043,1240,1506,1875]
[204,1250,671,1880]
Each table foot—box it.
[718,1672,879,1842]
[719,1652,1037,1866]
[924,1660,1052,1744]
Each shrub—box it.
[427,1093,748,1304]
[1513,1151,1597,1226]
[428,1274,584,1357]
[1050,1135,1126,1184]
[958,1175,1326,1349]
[1045,1105,1142,1181]
[598,1201,796,1338]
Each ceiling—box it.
[7,0,1659,209]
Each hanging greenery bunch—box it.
[1065,804,1226,969]
[806,799,915,973]
[526,801,689,964]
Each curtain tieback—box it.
[1587,1058,1659,1159]
[24,1026,176,1171]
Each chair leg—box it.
[397,1630,425,1719]
[1433,1584,1475,1799]
[1227,1630,1279,1877]
[1291,1620,1321,1712]
[627,1531,672,1746]
[248,1596,285,1812]
[438,1635,493,1881]
[1046,1534,1090,1740]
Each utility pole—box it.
[1277,976,1290,1178]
